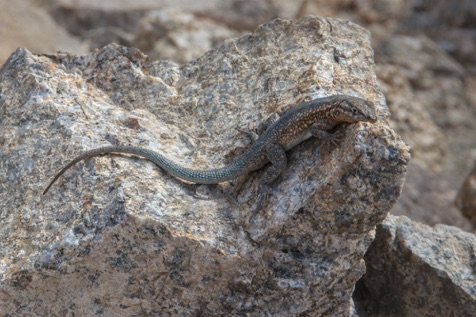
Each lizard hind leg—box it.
[245,142,287,232]
[253,142,288,209]
[192,183,239,206]
[261,142,287,188]
[237,112,281,144]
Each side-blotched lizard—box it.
[43,95,377,195]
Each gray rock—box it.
[0,17,408,316]
[354,214,476,317]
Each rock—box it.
[0,17,409,316]
[456,161,476,227]
[48,2,263,64]
[133,9,241,64]
[375,34,476,231]
[398,0,476,66]
[354,214,476,317]
[375,63,446,171]
[391,163,474,231]
[375,35,475,176]
[51,0,279,30]
[0,0,85,65]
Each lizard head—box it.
[328,95,377,124]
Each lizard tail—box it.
[42,145,248,195]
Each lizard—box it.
[42,95,377,196]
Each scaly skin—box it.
[43,95,377,195]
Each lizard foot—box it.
[192,184,239,206]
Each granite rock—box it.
[0,17,408,316]
[354,214,476,317]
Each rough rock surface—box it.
[354,214,476,317]
[0,17,408,316]
[32,0,476,233]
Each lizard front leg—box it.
[309,123,345,152]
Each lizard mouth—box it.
[367,116,378,124]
